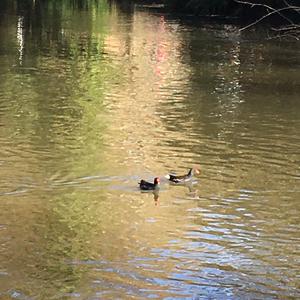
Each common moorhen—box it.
[139,177,160,190]
[165,168,200,184]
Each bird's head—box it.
[194,168,200,175]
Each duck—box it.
[165,168,200,184]
[139,177,160,190]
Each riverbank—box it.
[134,0,299,39]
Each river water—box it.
[0,1,299,299]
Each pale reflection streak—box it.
[16,16,24,65]
[215,26,243,105]
[213,29,245,142]
[103,11,192,172]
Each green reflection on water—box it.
[0,2,121,297]
[0,0,117,177]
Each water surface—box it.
[0,1,299,299]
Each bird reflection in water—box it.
[186,182,199,199]
[153,190,160,205]
[152,181,199,206]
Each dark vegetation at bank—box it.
[1,0,299,39]
[143,0,300,39]
[164,0,297,18]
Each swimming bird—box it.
[165,168,200,184]
[139,177,160,190]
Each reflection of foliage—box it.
[0,2,125,297]
[31,191,106,288]
[160,23,300,147]
[0,0,116,175]
[0,0,107,10]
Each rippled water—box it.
[0,1,300,299]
